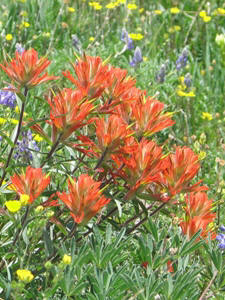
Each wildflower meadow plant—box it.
[0,6,224,293]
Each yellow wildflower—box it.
[5,200,21,213]
[62,254,72,265]
[35,205,44,213]
[67,7,75,12]
[10,119,19,125]
[177,90,195,97]
[20,194,30,206]
[199,11,207,18]
[22,22,30,28]
[154,10,162,15]
[34,134,43,142]
[127,3,137,10]
[43,32,50,38]
[143,56,148,62]
[213,8,225,16]
[106,3,116,9]
[16,270,34,283]
[202,112,213,121]
[203,16,211,22]
[198,151,206,160]
[0,118,7,124]
[6,34,13,41]
[170,7,180,14]
[89,37,95,42]
[129,33,144,40]
[139,8,144,13]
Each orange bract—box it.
[10,166,50,203]
[112,139,167,198]
[48,88,94,141]
[62,54,110,99]
[95,115,133,154]
[130,95,175,137]
[180,192,216,240]
[57,174,110,224]
[0,49,58,89]
[158,146,207,197]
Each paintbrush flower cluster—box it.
[0,49,216,235]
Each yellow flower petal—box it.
[16,269,34,283]
[5,200,21,213]
[62,254,72,265]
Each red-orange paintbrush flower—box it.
[57,174,110,224]
[95,115,133,155]
[112,139,167,198]
[180,214,216,240]
[158,146,207,197]
[130,95,175,137]
[62,54,110,99]
[0,49,59,89]
[10,166,50,203]
[48,88,94,141]
[184,192,214,217]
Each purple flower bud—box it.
[0,88,16,109]
[15,43,25,54]
[130,47,143,67]
[156,64,166,83]
[176,49,188,71]
[216,233,225,242]
[220,225,225,232]
[218,243,225,249]
[121,29,134,50]
[184,73,192,88]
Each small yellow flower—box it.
[199,11,207,18]
[6,34,13,41]
[127,3,137,10]
[202,112,213,121]
[198,151,206,160]
[23,22,30,28]
[34,134,43,142]
[203,15,211,22]
[43,32,50,38]
[129,33,144,40]
[10,118,19,125]
[67,7,75,12]
[89,37,95,42]
[35,205,44,213]
[154,10,162,15]
[20,194,30,206]
[0,117,7,124]
[5,200,21,213]
[214,8,225,15]
[62,254,72,265]
[177,90,195,97]
[16,270,34,283]
[18,0,27,3]
[143,56,148,62]
[139,8,144,13]
[106,3,116,9]
[170,7,180,14]
[174,25,181,31]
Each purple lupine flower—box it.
[72,34,82,53]
[184,73,192,88]
[216,227,225,249]
[176,49,188,71]
[130,47,143,67]
[0,88,17,109]
[121,28,134,50]
[156,64,166,83]
[14,129,39,162]
[15,43,25,54]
